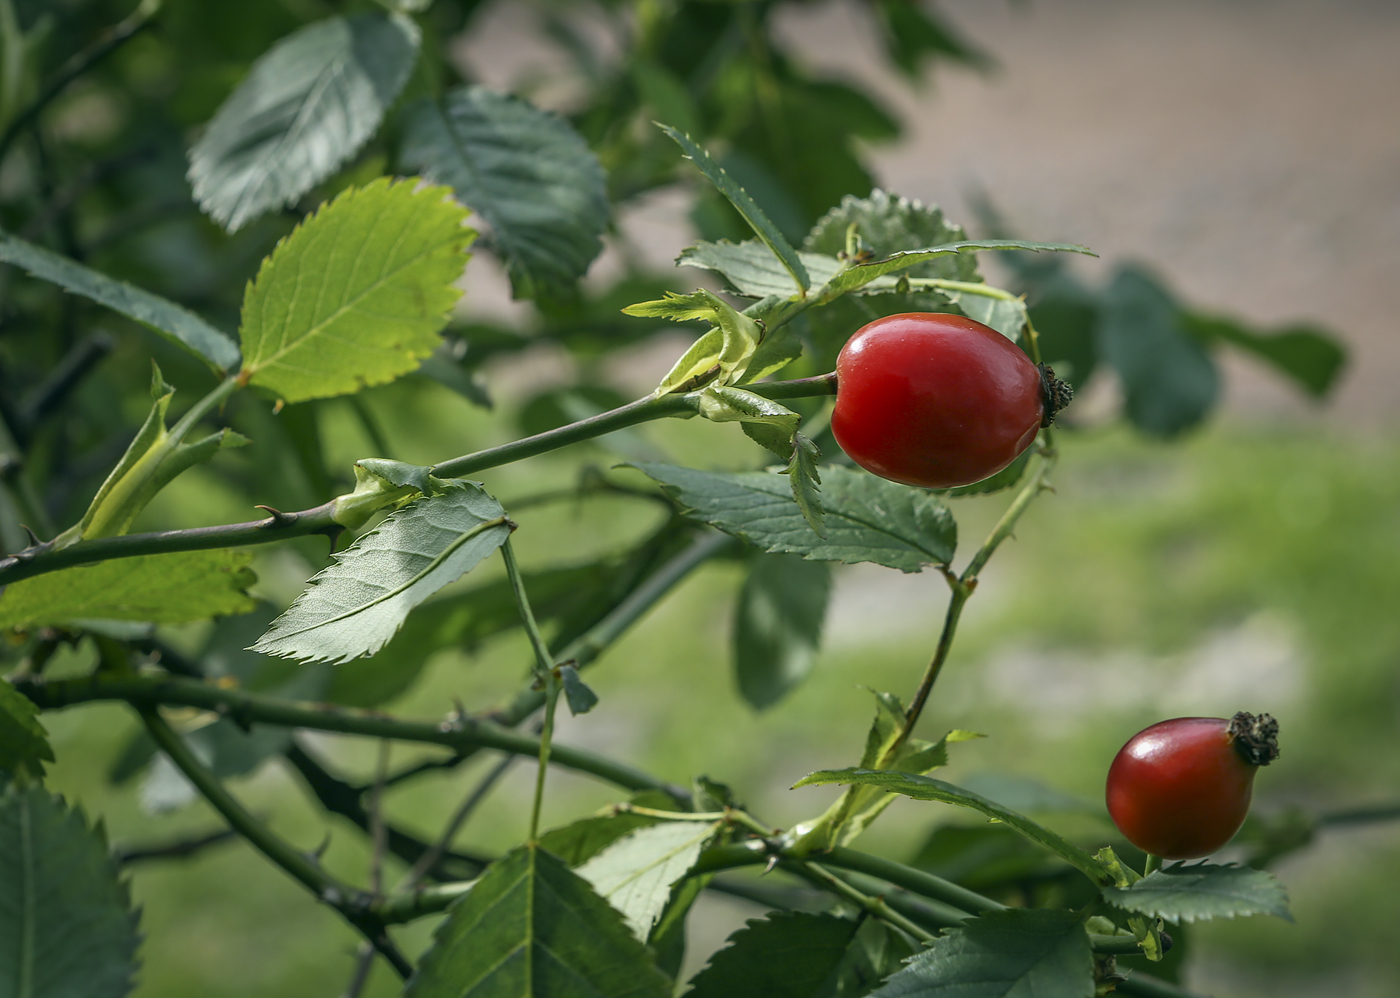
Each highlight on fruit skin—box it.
[830,312,1072,490]
[1105,712,1279,861]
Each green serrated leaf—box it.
[404,844,672,998]
[794,770,1111,883]
[189,13,421,232]
[678,240,842,299]
[870,908,1094,998]
[537,794,679,868]
[824,240,1093,299]
[400,85,607,299]
[733,553,831,711]
[1181,313,1346,399]
[0,785,141,998]
[633,463,954,571]
[786,432,826,538]
[251,485,510,664]
[330,458,446,530]
[576,820,716,941]
[238,178,473,403]
[698,386,800,458]
[685,911,863,998]
[0,550,256,630]
[948,291,1027,342]
[805,190,977,282]
[0,681,52,775]
[1097,267,1219,437]
[661,125,810,292]
[0,232,240,371]
[1102,863,1292,924]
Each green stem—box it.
[1115,973,1213,998]
[431,375,835,479]
[0,377,824,585]
[529,673,560,842]
[905,278,1021,301]
[136,706,413,979]
[887,450,1056,760]
[1142,853,1163,877]
[0,501,341,586]
[789,860,935,943]
[501,536,553,679]
[20,673,688,802]
[822,846,1006,916]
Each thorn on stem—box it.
[254,504,297,526]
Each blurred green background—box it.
[8,0,1399,996]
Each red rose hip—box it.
[830,312,1070,489]
[1106,712,1280,861]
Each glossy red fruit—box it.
[830,312,1069,489]
[1106,712,1280,860]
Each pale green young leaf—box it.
[405,844,671,998]
[188,13,421,232]
[633,463,954,571]
[400,86,608,299]
[251,484,510,664]
[0,785,141,998]
[652,290,763,395]
[0,232,240,371]
[794,769,1112,883]
[238,178,473,402]
[1102,863,1292,924]
[660,125,810,292]
[0,681,53,775]
[733,553,831,711]
[697,385,800,458]
[576,820,717,941]
[0,550,256,630]
[869,909,1094,998]
[621,290,718,322]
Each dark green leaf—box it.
[0,785,141,998]
[188,13,420,232]
[576,820,716,940]
[685,911,863,998]
[1102,863,1292,924]
[252,485,510,664]
[633,463,954,571]
[869,909,1093,998]
[661,126,810,292]
[1027,289,1099,391]
[560,665,599,716]
[1097,267,1219,437]
[0,233,240,372]
[404,844,671,998]
[793,770,1110,883]
[1181,313,1346,399]
[733,553,831,710]
[872,0,992,78]
[0,681,52,776]
[238,178,473,403]
[400,86,608,299]
[0,550,256,630]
